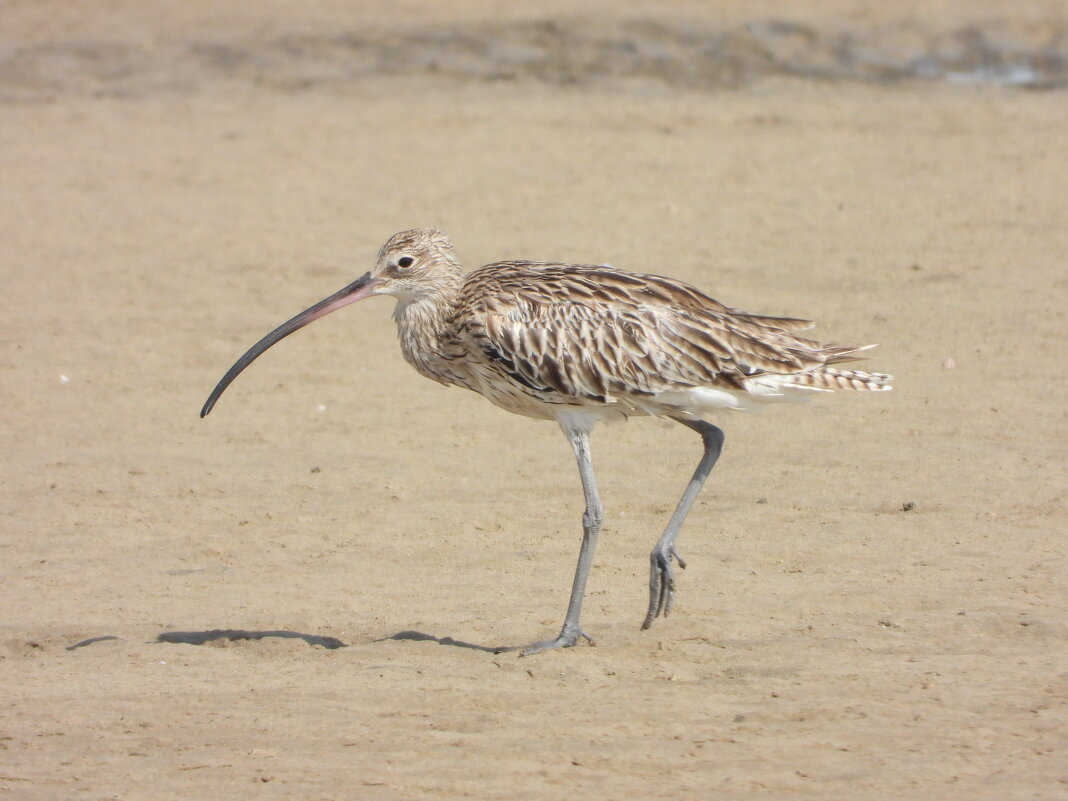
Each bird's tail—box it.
[787,366,894,392]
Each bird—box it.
[202,228,892,655]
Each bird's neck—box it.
[391,276,463,386]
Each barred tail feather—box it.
[789,366,893,392]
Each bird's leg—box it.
[642,418,725,630]
[520,427,602,656]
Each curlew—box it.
[202,228,891,655]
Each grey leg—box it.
[642,417,725,630]
[521,426,603,655]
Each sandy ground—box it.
[2,2,1066,798]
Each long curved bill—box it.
[201,271,377,418]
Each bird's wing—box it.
[454,263,844,403]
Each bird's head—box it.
[368,227,463,304]
[200,227,460,417]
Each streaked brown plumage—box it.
[202,228,892,655]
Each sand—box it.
[2,2,1066,798]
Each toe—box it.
[519,629,595,656]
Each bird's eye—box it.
[397,256,414,269]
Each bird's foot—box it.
[641,544,685,630]
[517,625,595,657]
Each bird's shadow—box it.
[379,629,516,654]
[154,629,348,649]
[66,628,516,654]
[153,628,515,653]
